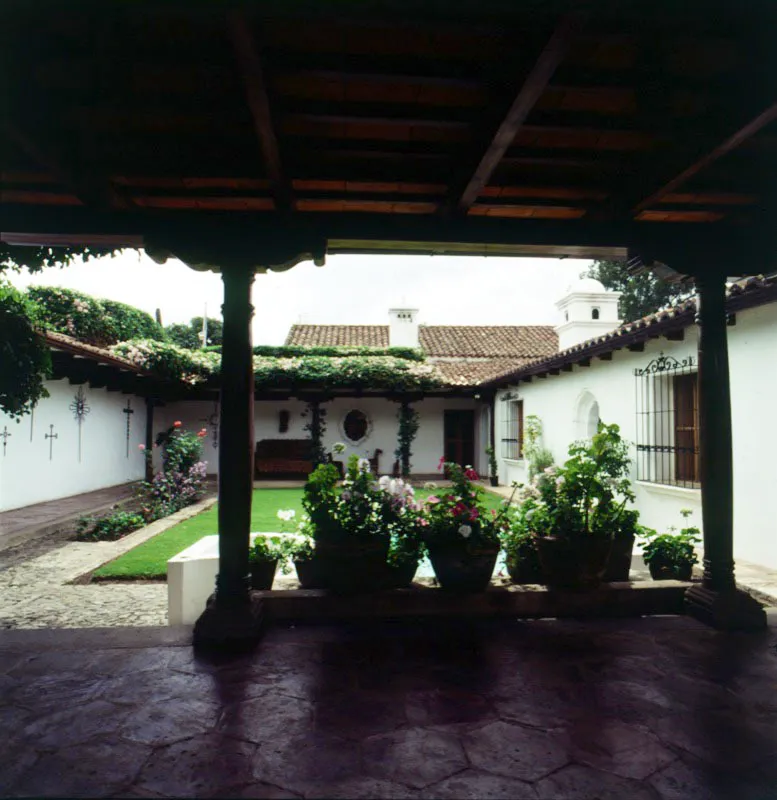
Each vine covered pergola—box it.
[2,0,775,647]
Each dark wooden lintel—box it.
[664,329,685,341]
[627,342,646,352]
[598,352,613,361]
[578,357,591,367]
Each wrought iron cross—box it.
[1,426,11,457]
[69,387,91,462]
[123,400,134,458]
[45,424,58,461]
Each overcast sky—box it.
[9,250,592,344]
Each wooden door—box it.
[673,373,699,483]
[444,410,475,468]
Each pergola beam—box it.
[452,14,580,213]
[633,101,777,214]
[228,12,294,212]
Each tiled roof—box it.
[433,358,538,386]
[285,324,557,357]
[484,273,777,387]
[285,325,389,347]
[44,330,146,373]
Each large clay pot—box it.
[535,535,612,589]
[427,543,498,592]
[249,559,278,590]
[309,536,392,594]
[604,534,635,582]
[505,553,544,584]
[386,559,420,589]
[648,561,693,581]
[294,558,324,589]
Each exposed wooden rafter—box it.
[633,102,777,215]
[228,12,294,212]
[451,14,582,214]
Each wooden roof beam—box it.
[228,12,294,212]
[633,102,777,214]
[452,14,582,214]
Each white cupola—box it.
[388,307,420,348]
[555,277,622,351]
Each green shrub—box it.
[0,282,51,418]
[165,322,202,349]
[100,299,165,343]
[75,510,145,541]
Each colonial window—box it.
[591,307,600,320]
[502,399,524,460]
[634,353,699,487]
[342,409,370,443]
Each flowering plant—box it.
[512,422,638,541]
[297,453,424,564]
[420,462,509,551]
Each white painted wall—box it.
[496,301,777,570]
[0,380,146,512]
[161,395,483,478]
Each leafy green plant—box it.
[75,510,145,541]
[0,282,51,418]
[485,445,498,479]
[100,298,165,343]
[249,534,301,574]
[640,510,701,575]
[514,422,639,541]
[395,402,420,477]
[523,415,555,481]
[302,401,328,465]
[500,526,542,575]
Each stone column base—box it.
[685,585,766,631]
[192,593,265,653]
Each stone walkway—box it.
[0,497,217,630]
[0,483,140,552]
[1,615,776,798]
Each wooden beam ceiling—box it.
[228,12,294,212]
[451,14,582,214]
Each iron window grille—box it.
[634,353,700,488]
[501,397,524,460]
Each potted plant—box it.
[521,423,639,589]
[485,445,499,487]
[249,535,285,589]
[603,507,640,582]
[640,510,701,581]
[295,454,423,593]
[500,513,544,584]
[420,463,510,592]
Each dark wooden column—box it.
[193,264,263,650]
[685,270,765,629]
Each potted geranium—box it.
[421,463,510,592]
[248,535,288,589]
[641,510,701,581]
[522,423,639,589]
[500,505,544,584]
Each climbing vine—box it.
[394,401,420,477]
[0,282,51,419]
[302,400,328,465]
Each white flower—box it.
[276,509,296,522]
[358,458,370,472]
[389,479,398,495]
[544,466,556,475]
[378,475,390,489]
[458,524,472,538]
[424,481,438,490]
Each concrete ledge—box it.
[254,580,692,623]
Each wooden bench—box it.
[254,439,314,478]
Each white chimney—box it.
[555,278,622,351]
[388,308,420,348]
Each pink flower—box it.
[437,456,445,471]
[469,508,480,521]
[453,502,467,517]
[465,468,479,481]
[419,518,429,526]
[173,421,182,428]
[426,495,441,504]
[138,444,146,451]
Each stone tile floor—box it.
[1,615,776,799]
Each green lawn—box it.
[92,486,506,581]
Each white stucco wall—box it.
[0,380,147,512]
[161,395,485,478]
[496,301,777,570]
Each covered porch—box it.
[3,1,776,646]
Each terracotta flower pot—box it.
[294,558,324,589]
[308,536,392,594]
[648,561,693,581]
[386,559,419,589]
[427,543,498,592]
[505,553,544,584]
[249,559,278,590]
[535,535,612,589]
[603,534,635,582]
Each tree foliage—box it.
[165,317,222,349]
[0,245,123,275]
[0,282,51,419]
[584,260,678,323]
